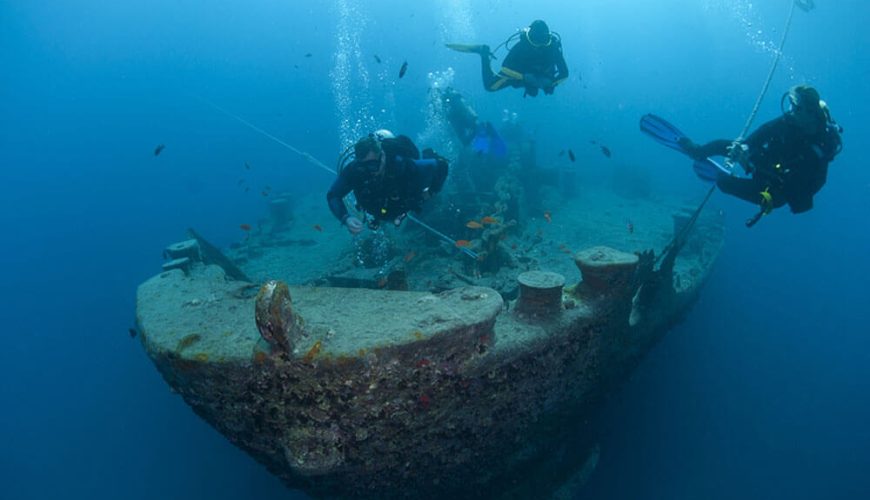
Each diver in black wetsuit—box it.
[438,86,506,157]
[327,130,449,234]
[439,87,479,145]
[447,20,569,97]
[680,85,842,218]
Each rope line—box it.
[737,0,799,140]
[194,95,337,174]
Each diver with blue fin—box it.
[641,85,842,226]
[439,87,507,157]
[447,20,569,98]
[328,130,449,234]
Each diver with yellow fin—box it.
[641,85,842,226]
[447,20,569,97]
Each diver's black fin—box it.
[445,43,490,56]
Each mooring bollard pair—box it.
[515,246,640,320]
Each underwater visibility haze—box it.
[2,0,869,498]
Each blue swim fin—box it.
[471,124,491,154]
[640,113,690,155]
[692,158,730,183]
[471,122,507,158]
[642,114,732,183]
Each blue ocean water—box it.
[1,1,868,499]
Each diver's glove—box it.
[726,141,750,170]
[422,147,444,161]
[422,148,449,171]
[543,85,555,95]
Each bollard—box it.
[516,271,565,318]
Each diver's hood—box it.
[526,20,551,46]
[781,85,822,116]
[373,129,395,141]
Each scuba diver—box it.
[447,20,569,97]
[641,84,843,226]
[438,87,507,157]
[327,130,449,234]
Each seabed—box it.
[136,143,724,499]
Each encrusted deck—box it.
[138,266,504,363]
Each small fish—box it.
[302,340,322,363]
[558,149,566,157]
[154,144,165,156]
[128,328,137,339]
[313,224,323,232]
[568,149,576,162]
[237,179,245,186]
[480,216,499,225]
[244,161,251,170]
[466,221,483,229]
[418,393,431,410]
[374,54,382,63]
[626,220,634,234]
[403,250,416,262]
[244,187,250,193]
[398,61,408,78]
[304,52,312,58]
[455,239,472,248]
[591,140,612,158]
[261,190,269,197]
[239,223,252,231]
[543,211,552,223]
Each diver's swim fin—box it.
[692,158,730,183]
[640,113,691,155]
[471,129,490,155]
[445,43,490,56]
[471,122,507,158]
[642,114,731,182]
